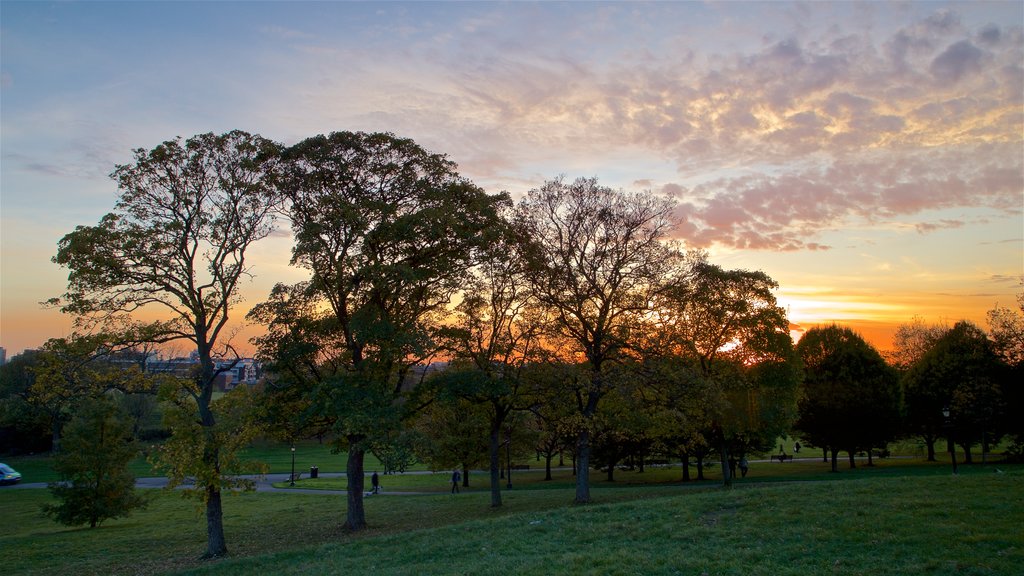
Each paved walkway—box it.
[8,471,439,496]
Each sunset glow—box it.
[1,1,1021,357]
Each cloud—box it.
[930,40,988,83]
[914,219,964,234]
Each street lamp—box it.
[942,407,958,475]
[290,445,296,486]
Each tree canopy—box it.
[795,325,900,471]
[251,131,508,529]
[51,130,282,558]
[515,176,683,503]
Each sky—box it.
[1,1,1022,357]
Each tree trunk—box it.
[544,453,553,481]
[925,436,936,461]
[575,427,591,503]
[867,450,874,466]
[961,444,974,464]
[196,357,227,559]
[203,484,228,558]
[830,448,838,472]
[680,452,691,482]
[489,425,502,507]
[696,457,705,480]
[345,439,366,530]
[719,443,732,488]
[848,451,857,469]
[606,455,615,482]
[823,447,828,463]
[462,465,469,487]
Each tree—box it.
[253,131,507,530]
[651,261,799,486]
[887,317,948,373]
[0,350,52,454]
[29,334,147,451]
[987,285,1024,368]
[795,325,900,471]
[436,218,542,507]
[412,393,490,479]
[987,286,1024,456]
[52,130,282,558]
[516,176,681,503]
[43,396,148,528]
[902,321,1007,463]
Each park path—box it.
[7,470,442,496]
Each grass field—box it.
[1,460,1020,575]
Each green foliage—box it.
[51,129,283,558]
[413,397,491,471]
[0,350,52,453]
[42,396,148,528]
[903,321,1009,460]
[796,324,901,467]
[252,131,509,528]
[152,382,268,498]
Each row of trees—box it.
[20,129,1019,558]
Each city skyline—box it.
[2,1,1022,356]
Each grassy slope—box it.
[2,465,1020,576]
[184,471,1024,576]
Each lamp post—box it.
[942,407,958,475]
[290,445,296,486]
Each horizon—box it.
[2,1,1022,356]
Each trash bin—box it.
[310,466,319,479]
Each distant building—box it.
[140,355,262,391]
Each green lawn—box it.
[1,463,1020,575]
[189,471,1024,576]
[277,453,994,492]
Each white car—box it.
[0,463,22,485]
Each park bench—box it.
[770,454,792,463]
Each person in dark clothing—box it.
[371,471,380,494]
[451,469,461,493]
[739,457,749,477]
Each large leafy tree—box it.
[652,261,799,486]
[887,317,949,373]
[902,321,1008,463]
[252,131,507,530]
[43,396,148,528]
[436,219,543,507]
[0,350,54,454]
[51,130,282,558]
[987,287,1024,455]
[795,325,900,471]
[29,334,148,451]
[516,176,681,503]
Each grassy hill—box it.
[2,463,1020,575]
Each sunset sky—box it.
[2,1,1022,357]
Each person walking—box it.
[451,469,461,494]
[371,471,380,494]
[739,456,749,477]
